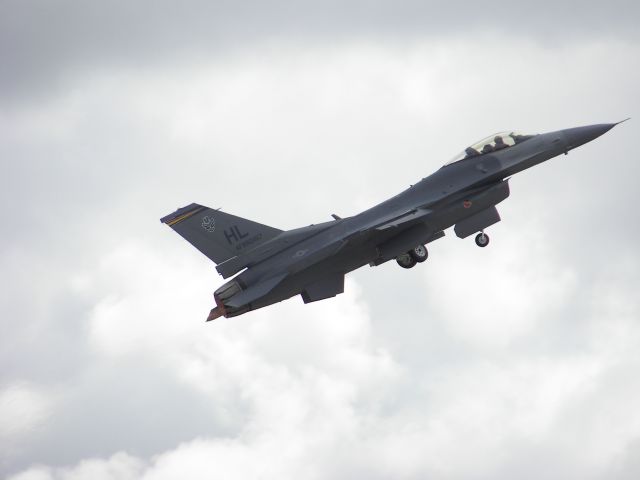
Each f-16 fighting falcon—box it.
[161,121,626,321]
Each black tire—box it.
[409,245,428,263]
[396,253,417,269]
[475,232,490,247]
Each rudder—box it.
[160,203,282,264]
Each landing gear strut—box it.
[475,232,490,247]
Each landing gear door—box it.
[454,206,501,239]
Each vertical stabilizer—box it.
[160,203,282,264]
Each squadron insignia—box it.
[201,216,216,232]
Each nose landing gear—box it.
[475,231,490,247]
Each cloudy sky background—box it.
[2,1,640,478]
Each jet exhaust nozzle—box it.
[206,280,244,321]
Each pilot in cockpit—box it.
[464,147,479,158]
[481,143,494,154]
[493,136,508,150]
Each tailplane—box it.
[160,203,282,264]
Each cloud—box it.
[7,237,640,479]
[1,1,639,103]
[0,383,54,440]
[7,453,144,480]
[86,238,399,412]
[0,383,56,473]
[2,27,640,480]
[6,240,403,480]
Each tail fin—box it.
[160,203,282,264]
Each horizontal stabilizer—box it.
[161,203,282,265]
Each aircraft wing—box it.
[372,208,432,230]
[346,207,432,241]
[217,207,433,279]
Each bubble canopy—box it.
[445,131,536,166]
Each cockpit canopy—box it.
[445,131,535,166]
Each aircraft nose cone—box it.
[563,123,617,150]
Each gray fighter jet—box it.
[161,121,625,321]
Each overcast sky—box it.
[2,1,640,479]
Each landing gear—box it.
[475,232,490,247]
[396,253,417,269]
[410,244,428,263]
[396,244,428,269]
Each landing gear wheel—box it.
[475,232,490,248]
[410,244,428,263]
[396,253,417,269]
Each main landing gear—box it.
[475,231,490,247]
[396,232,489,269]
[396,244,429,269]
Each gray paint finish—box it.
[161,122,623,320]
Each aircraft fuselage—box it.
[161,122,622,320]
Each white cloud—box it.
[2,34,640,480]
[0,383,56,472]
[423,229,578,350]
[0,383,53,440]
[7,453,144,480]
[11,235,638,480]
[7,468,53,480]
[87,238,399,411]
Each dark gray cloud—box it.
[1,0,638,103]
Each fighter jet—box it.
[161,121,625,321]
